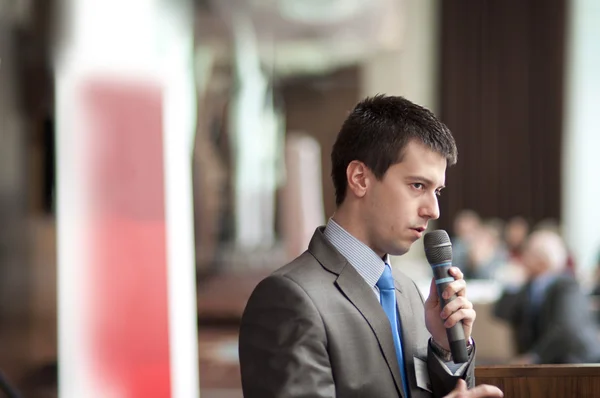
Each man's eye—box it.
[435,190,442,197]
[412,183,424,190]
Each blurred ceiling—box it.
[195,0,405,76]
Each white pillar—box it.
[229,10,284,249]
[162,2,201,398]
[56,0,199,396]
[562,0,600,281]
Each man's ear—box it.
[346,161,370,199]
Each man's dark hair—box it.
[331,94,457,206]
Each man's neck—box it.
[331,208,384,258]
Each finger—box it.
[449,267,464,280]
[453,379,468,392]
[444,308,476,328]
[465,384,504,397]
[440,296,473,320]
[442,279,467,300]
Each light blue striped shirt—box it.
[324,218,388,302]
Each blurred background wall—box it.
[439,0,565,233]
[0,0,599,397]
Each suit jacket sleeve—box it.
[493,287,525,324]
[529,278,590,363]
[427,342,477,397]
[411,281,476,396]
[239,274,335,398]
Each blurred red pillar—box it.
[55,1,199,397]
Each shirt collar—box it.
[323,218,388,288]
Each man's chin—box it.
[388,244,411,257]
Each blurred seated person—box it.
[451,210,481,273]
[493,217,530,285]
[589,249,600,296]
[504,216,529,264]
[589,249,600,324]
[494,230,600,364]
[534,219,577,275]
[464,221,507,280]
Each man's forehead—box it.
[396,148,446,184]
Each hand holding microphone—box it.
[423,230,476,363]
[445,380,503,398]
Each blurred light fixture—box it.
[204,0,404,76]
[276,0,367,24]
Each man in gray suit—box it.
[495,230,600,364]
[239,95,503,398]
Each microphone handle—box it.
[432,263,468,363]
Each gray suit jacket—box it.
[494,275,600,363]
[239,227,476,397]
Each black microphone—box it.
[423,229,468,363]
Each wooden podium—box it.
[476,365,600,397]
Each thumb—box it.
[425,277,439,306]
[454,379,468,392]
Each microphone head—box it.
[423,229,452,265]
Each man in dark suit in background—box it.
[495,230,600,364]
[239,95,503,398]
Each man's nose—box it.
[420,194,440,220]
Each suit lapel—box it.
[308,227,404,396]
[336,265,404,396]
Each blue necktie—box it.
[377,263,410,397]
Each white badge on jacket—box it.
[414,357,433,393]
